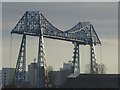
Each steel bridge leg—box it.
[90,44,98,74]
[72,42,80,74]
[90,25,98,74]
[14,34,26,86]
[36,15,49,88]
[37,35,45,88]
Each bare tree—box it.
[85,63,106,74]
[98,64,106,74]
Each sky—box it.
[1,2,118,74]
[1,0,119,2]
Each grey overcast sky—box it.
[1,0,119,2]
[2,2,118,74]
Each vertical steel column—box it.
[37,13,47,88]
[37,35,46,88]
[90,44,98,74]
[90,24,98,74]
[90,43,94,74]
[14,34,26,85]
[72,42,80,74]
[90,24,94,74]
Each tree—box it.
[98,64,106,74]
[85,63,106,74]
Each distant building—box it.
[25,71,28,82]
[47,66,53,73]
[0,70,2,87]
[28,62,37,87]
[49,70,72,87]
[62,62,72,73]
[48,71,57,87]
[48,61,73,87]
[2,68,15,87]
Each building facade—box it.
[2,68,15,87]
[48,62,73,87]
[0,70,2,89]
[28,63,37,87]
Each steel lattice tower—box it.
[14,34,26,86]
[36,14,49,88]
[89,25,99,74]
[72,42,80,74]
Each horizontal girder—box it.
[11,11,101,45]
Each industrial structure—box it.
[10,11,101,88]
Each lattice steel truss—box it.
[72,42,80,74]
[11,11,101,87]
[11,11,101,45]
[14,34,26,85]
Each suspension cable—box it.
[10,34,13,85]
[100,44,102,64]
[10,34,12,68]
[84,45,87,72]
